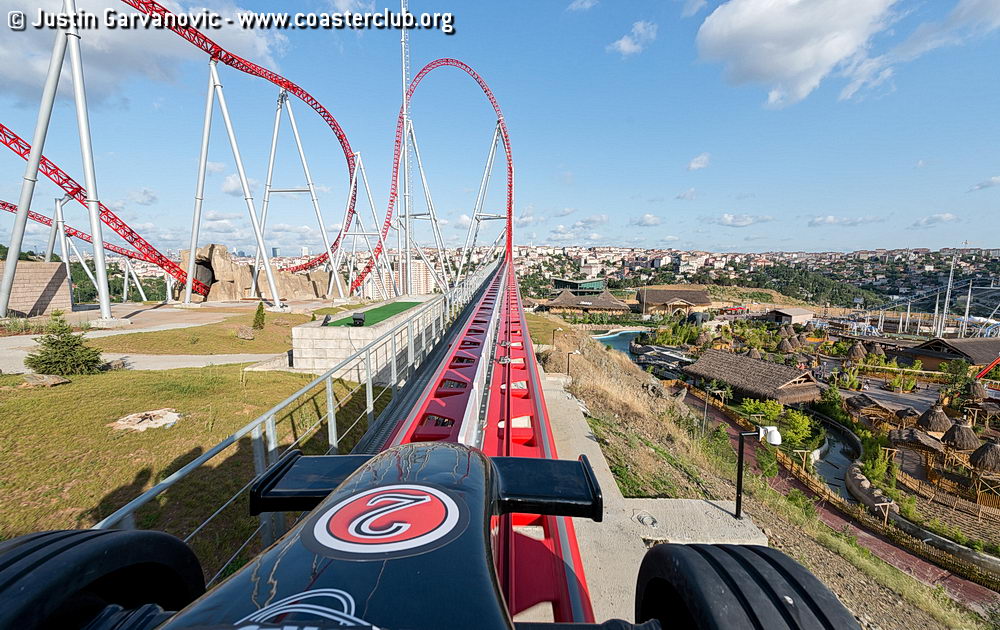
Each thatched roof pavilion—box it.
[787,335,801,349]
[747,347,763,360]
[777,338,795,353]
[917,404,953,433]
[777,327,790,339]
[895,407,920,423]
[782,324,796,337]
[970,439,1000,473]
[846,342,867,362]
[889,428,945,457]
[942,420,980,452]
[682,349,821,404]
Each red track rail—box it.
[332,59,514,293]
[118,0,359,271]
[0,123,209,294]
[1,200,144,260]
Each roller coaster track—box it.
[0,200,143,260]
[0,123,210,294]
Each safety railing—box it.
[92,259,500,583]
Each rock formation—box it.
[175,244,347,302]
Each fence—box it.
[92,260,499,583]
[679,382,1000,591]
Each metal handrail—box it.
[93,259,499,529]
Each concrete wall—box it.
[0,262,71,317]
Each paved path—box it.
[677,390,998,612]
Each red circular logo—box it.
[303,484,467,559]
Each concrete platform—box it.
[540,366,768,622]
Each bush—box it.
[786,488,817,519]
[252,302,266,330]
[23,313,103,375]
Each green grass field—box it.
[90,311,310,355]
[327,301,420,327]
[0,365,390,576]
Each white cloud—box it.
[0,0,288,104]
[574,214,608,228]
[514,205,540,227]
[707,213,773,228]
[205,211,241,221]
[607,21,658,57]
[661,235,680,242]
[681,0,707,18]
[687,152,710,171]
[843,0,1000,100]
[676,187,697,200]
[807,215,883,227]
[567,0,598,10]
[127,188,158,206]
[630,213,662,226]
[555,207,577,217]
[697,0,897,107]
[222,173,258,197]
[206,162,226,174]
[915,159,926,168]
[455,214,473,229]
[969,175,1000,192]
[910,213,959,229]
[329,0,374,10]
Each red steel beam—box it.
[0,123,210,295]
[1,200,145,260]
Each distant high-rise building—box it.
[271,247,280,257]
[300,246,310,257]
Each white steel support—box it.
[65,0,113,320]
[400,0,412,294]
[407,121,451,290]
[250,90,286,298]
[183,60,218,305]
[961,281,973,338]
[54,199,74,305]
[128,258,147,302]
[357,156,399,298]
[457,123,501,284]
[121,260,130,302]
[67,238,96,287]
[0,17,68,317]
[210,62,283,309]
[939,255,956,337]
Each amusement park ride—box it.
[0,2,860,628]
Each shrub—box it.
[756,444,778,477]
[786,488,817,520]
[739,398,783,423]
[780,409,813,448]
[23,313,103,375]
[252,302,266,330]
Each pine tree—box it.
[24,313,103,375]
[252,302,266,330]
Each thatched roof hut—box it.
[942,420,980,452]
[869,343,886,357]
[797,333,811,346]
[917,404,952,433]
[846,342,867,362]
[777,338,795,353]
[682,349,821,404]
[895,406,920,422]
[782,325,796,337]
[969,381,989,402]
[971,439,1000,473]
[744,347,764,360]
[695,332,712,346]
[787,335,801,349]
[777,327,790,339]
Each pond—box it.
[593,330,642,354]
[812,424,858,502]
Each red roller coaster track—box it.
[0,123,210,295]
[0,200,144,260]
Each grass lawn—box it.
[89,311,310,355]
[525,312,568,346]
[326,301,420,327]
[0,365,389,577]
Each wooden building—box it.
[543,289,630,315]
[683,349,821,405]
[636,287,712,316]
[905,338,1000,372]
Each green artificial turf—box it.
[327,301,421,327]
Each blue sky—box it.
[0,0,998,255]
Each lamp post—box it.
[551,326,563,348]
[566,349,580,376]
[736,425,781,519]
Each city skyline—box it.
[0,0,998,257]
